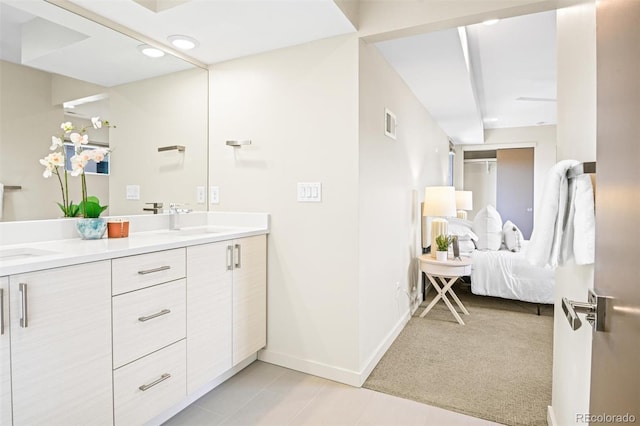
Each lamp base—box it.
[457,210,468,220]
[431,218,449,258]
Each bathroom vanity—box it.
[0,212,268,425]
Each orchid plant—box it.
[40,117,114,218]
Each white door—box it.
[9,261,113,425]
[589,0,640,421]
[0,277,11,426]
[232,235,267,365]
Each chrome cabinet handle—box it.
[234,244,241,269]
[139,373,171,391]
[19,283,28,328]
[0,289,4,335]
[138,309,171,322]
[226,245,233,271]
[137,265,171,275]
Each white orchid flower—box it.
[39,152,64,177]
[88,148,109,163]
[91,116,102,129]
[60,122,74,133]
[69,132,88,147]
[50,136,63,150]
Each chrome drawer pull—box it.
[138,373,171,391]
[0,289,4,335]
[234,244,242,269]
[137,265,171,275]
[138,309,171,322]
[226,245,233,271]
[19,283,28,328]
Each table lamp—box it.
[455,190,473,220]
[423,186,457,258]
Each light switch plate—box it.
[126,185,140,200]
[210,186,220,204]
[297,182,322,202]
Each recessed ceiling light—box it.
[482,18,500,26]
[137,44,165,58]
[168,35,199,51]
[483,117,498,123]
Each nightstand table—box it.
[418,255,472,325]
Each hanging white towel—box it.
[527,160,579,268]
[572,175,595,265]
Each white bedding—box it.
[469,241,555,304]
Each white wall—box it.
[551,3,596,425]
[0,60,109,221]
[463,160,497,220]
[358,40,450,373]
[109,68,208,216]
[455,125,557,225]
[209,35,362,382]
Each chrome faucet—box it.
[143,202,163,214]
[168,203,192,230]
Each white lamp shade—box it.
[455,190,473,211]
[422,186,457,217]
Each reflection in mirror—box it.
[0,0,208,221]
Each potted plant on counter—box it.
[435,234,452,261]
[40,117,114,239]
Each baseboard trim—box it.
[259,310,411,388]
[547,405,557,426]
[357,309,410,386]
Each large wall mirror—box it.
[0,0,208,222]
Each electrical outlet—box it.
[196,186,206,204]
[210,186,219,204]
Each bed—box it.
[468,242,554,304]
[447,208,555,305]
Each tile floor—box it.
[163,361,500,426]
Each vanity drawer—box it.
[112,248,186,295]
[113,279,186,368]
[114,339,186,426]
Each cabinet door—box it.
[9,261,113,425]
[186,242,232,393]
[232,235,267,364]
[0,277,11,426]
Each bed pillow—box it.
[448,217,479,242]
[503,220,524,252]
[457,239,476,254]
[473,205,503,250]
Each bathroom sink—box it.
[0,247,58,261]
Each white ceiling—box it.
[67,0,356,65]
[376,11,556,144]
[0,1,556,144]
[375,10,557,144]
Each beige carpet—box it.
[364,283,553,426]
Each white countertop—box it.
[0,212,269,276]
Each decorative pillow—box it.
[503,220,524,252]
[448,218,478,242]
[472,205,503,250]
[457,239,476,254]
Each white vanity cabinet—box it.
[8,261,113,425]
[186,234,266,393]
[112,248,187,426]
[0,277,11,426]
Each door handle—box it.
[19,283,28,328]
[561,289,609,332]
